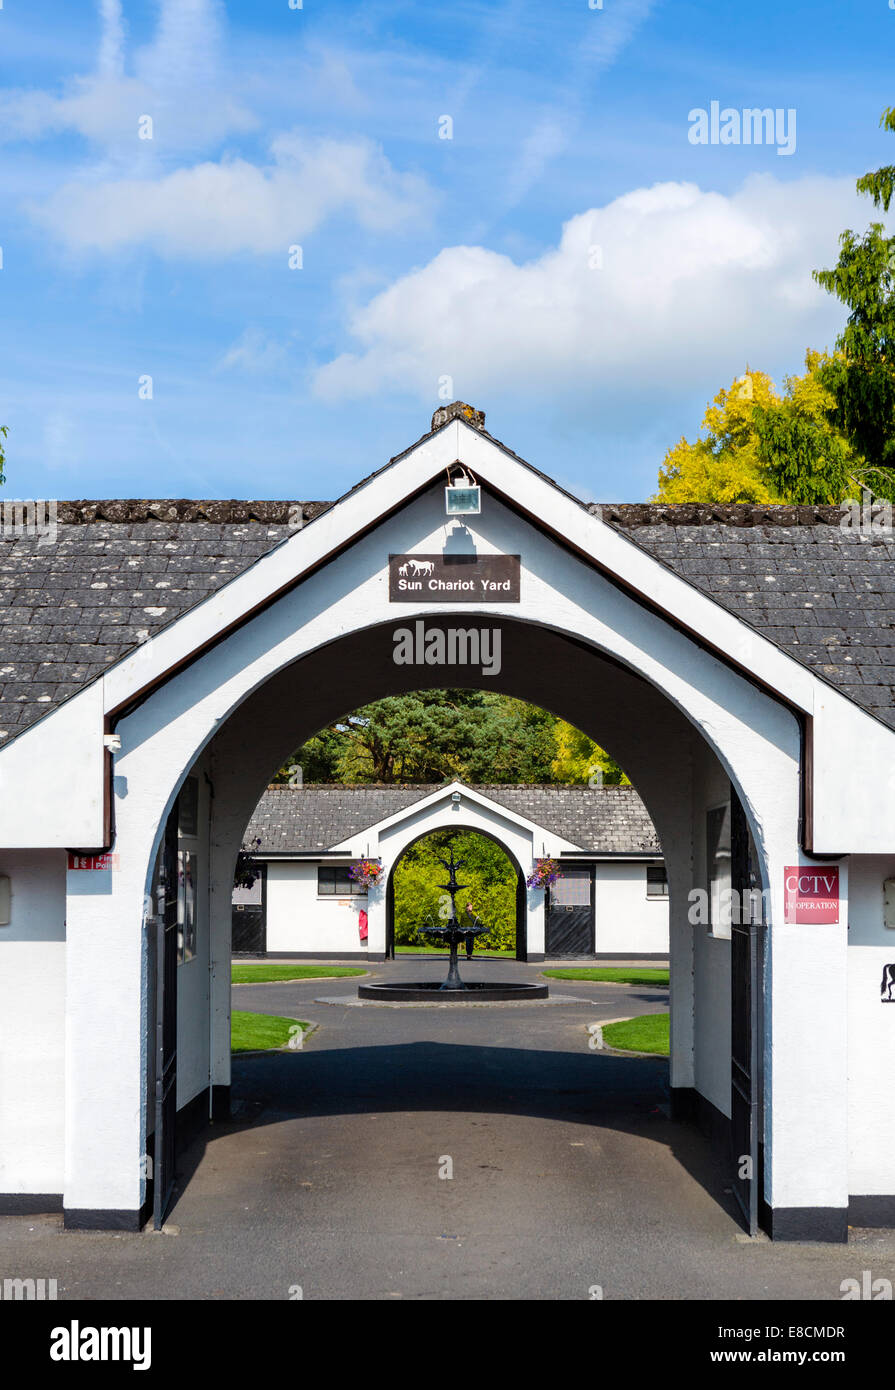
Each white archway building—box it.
[233,781,669,960]
[0,403,893,1241]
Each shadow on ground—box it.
[171,1041,741,1234]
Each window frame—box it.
[317,864,367,898]
[645,863,668,899]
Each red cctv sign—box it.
[68,853,118,871]
[784,866,839,923]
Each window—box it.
[177,849,197,963]
[317,865,366,897]
[550,870,591,906]
[707,802,732,938]
[232,874,263,908]
[646,865,668,897]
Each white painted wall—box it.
[767,860,848,1213]
[847,854,895,1197]
[0,685,105,847]
[0,851,66,1195]
[593,861,669,954]
[691,741,733,1120]
[255,852,670,957]
[265,861,369,955]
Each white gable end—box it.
[0,417,892,852]
[329,781,583,857]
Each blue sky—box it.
[0,0,893,503]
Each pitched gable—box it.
[242,783,662,856]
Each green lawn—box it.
[601,1012,669,1055]
[231,1010,309,1053]
[231,963,366,984]
[396,944,514,958]
[542,967,669,987]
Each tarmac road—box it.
[3,958,894,1300]
[233,953,670,1026]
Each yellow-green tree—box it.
[550,720,630,786]
[655,369,782,503]
[393,830,517,950]
[654,354,857,504]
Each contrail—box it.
[97,0,126,78]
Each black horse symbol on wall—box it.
[881,964,895,1002]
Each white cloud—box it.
[11,1,430,257]
[136,0,227,93]
[497,0,657,212]
[312,174,870,405]
[218,328,291,375]
[502,118,567,209]
[0,0,253,150]
[98,0,126,79]
[29,134,430,257]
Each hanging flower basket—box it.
[348,858,383,891]
[527,857,560,889]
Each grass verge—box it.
[232,963,365,984]
[396,944,514,958]
[600,1012,669,1055]
[231,1010,309,1053]
[542,967,669,987]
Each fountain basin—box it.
[357,981,549,1002]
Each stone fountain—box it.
[357,845,548,1002]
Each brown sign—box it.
[389,553,520,602]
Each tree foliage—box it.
[654,355,856,504]
[812,106,895,500]
[752,351,855,503]
[0,426,7,487]
[854,105,895,212]
[550,719,629,786]
[655,369,783,504]
[393,829,517,950]
[279,690,624,787]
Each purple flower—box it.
[527,858,560,889]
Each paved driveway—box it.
[3,958,894,1300]
[234,953,670,1023]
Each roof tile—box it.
[0,499,893,740]
[242,784,662,856]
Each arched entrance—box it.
[384,823,528,961]
[120,611,783,1235]
[51,413,857,1244]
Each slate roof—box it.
[241,783,662,856]
[1,490,894,742]
[599,504,895,731]
[0,503,326,742]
